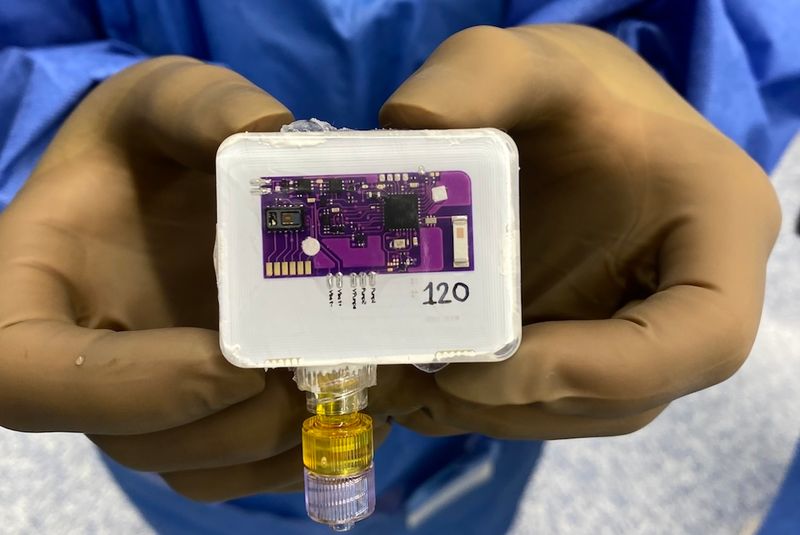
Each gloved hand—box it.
[377,25,781,439]
[0,56,317,499]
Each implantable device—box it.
[215,122,521,531]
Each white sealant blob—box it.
[302,237,321,257]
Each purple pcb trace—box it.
[258,170,474,278]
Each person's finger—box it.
[380,26,567,131]
[161,425,393,502]
[0,209,265,435]
[436,152,780,417]
[379,25,704,132]
[0,321,265,434]
[368,365,438,420]
[425,396,668,440]
[90,370,306,472]
[37,56,294,175]
[161,446,305,502]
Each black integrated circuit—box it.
[328,178,343,192]
[352,232,366,247]
[265,207,304,231]
[383,194,420,230]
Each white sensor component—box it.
[216,128,521,368]
[431,185,448,202]
[452,215,470,268]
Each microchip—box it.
[353,233,366,247]
[328,179,343,192]
[383,195,419,230]
[295,179,312,193]
[320,213,331,226]
[265,207,304,231]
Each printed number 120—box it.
[423,282,469,305]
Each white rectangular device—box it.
[215,128,521,368]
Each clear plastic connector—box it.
[304,466,376,532]
[295,365,376,531]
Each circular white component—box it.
[302,237,321,256]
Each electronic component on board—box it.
[452,215,470,268]
[265,207,304,231]
[383,195,420,231]
[256,170,474,278]
[431,185,448,203]
[328,178,343,192]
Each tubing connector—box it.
[294,365,377,531]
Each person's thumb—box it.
[379,25,579,131]
[379,25,705,132]
[40,55,293,175]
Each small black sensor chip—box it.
[265,207,304,231]
[295,179,312,193]
[328,178,343,192]
[383,195,419,230]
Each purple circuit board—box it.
[258,170,474,278]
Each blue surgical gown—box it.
[1,1,799,534]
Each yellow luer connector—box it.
[302,412,373,476]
